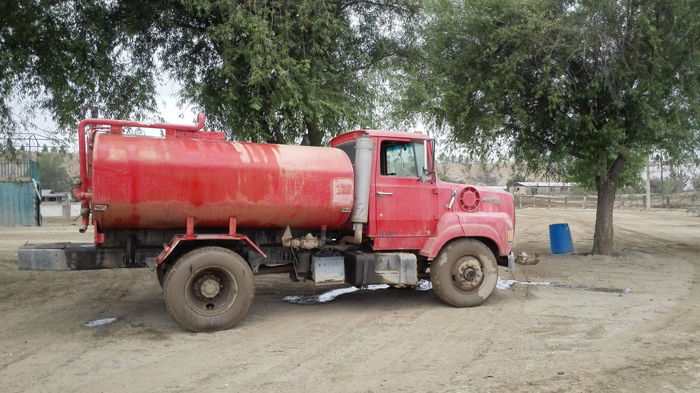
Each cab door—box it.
[373,138,437,245]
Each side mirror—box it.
[412,138,436,182]
[419,166,435,182]
[421,139,436,182]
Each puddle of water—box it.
[547,282,632,294]
[497,278,552,290]
[415,279,432,291]
[83,317,117,328]
[282,278,631,305]
[283,284,389,305]
[498,278,631,294]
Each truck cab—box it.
[331,130,514,264]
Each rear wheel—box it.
[163,247,255,332]
[430,239,498,307]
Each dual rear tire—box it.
[162,247,254,332]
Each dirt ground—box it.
[0,208,698,393]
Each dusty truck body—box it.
[18,114,516,331]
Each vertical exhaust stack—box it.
[350,135,374,244]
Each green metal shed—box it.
[0,159,41,226]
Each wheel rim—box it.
[185,267,238,315]
[450,256,484,292]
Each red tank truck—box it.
[18,114,516,332]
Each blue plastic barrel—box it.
[549,223,574,255]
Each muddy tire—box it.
[163,247,255,332]
[430,239,498,307]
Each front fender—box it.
[420,212,513,260]
[420,213,464,259]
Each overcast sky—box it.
[153,78,198,124]
[9,76,198,149]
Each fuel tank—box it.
[90,132,354,230]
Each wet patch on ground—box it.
[283,278,632,305]
[497,278,632,294]
[282,285,389,304]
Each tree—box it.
[0,0,159,138]
[693,174,700,191]
[1,1,419,146]
[667,170,689,194]
[394,0,700,254]
[651,169,690,194]
[36,152,72,192]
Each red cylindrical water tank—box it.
[89,132,354,230]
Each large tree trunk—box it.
[591,154,626,255]
[592,179,617,255]
[303,116,323,146]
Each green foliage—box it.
[36,152,71,192]
[0,138,16,161]
[164,0,419,143]
[1,0,419,145]
[395,0,699,186]
[0,0,158,135]
[393,0,700,253]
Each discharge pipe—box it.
[348,134,374,244]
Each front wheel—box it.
[430,239,498,307]
[163,247,255,332]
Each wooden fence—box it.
[514,192,700,211]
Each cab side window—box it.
[381,141,419,177]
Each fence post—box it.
[564,196,568,209]
[533,195,536,207]
[519,196,522,209]
[582,196,587,209]
[62,197,71,219]
[548,197,551,209]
